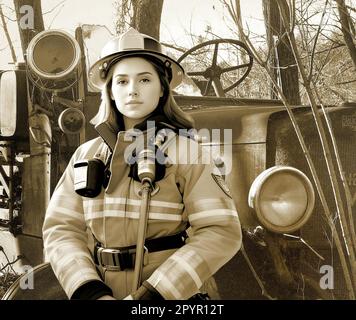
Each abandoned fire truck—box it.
[0,26,354,300]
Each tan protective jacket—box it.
[42,131,242,300]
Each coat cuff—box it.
[71,280,113,300]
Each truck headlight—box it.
[248,166,315,233]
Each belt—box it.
[94,231,187,271]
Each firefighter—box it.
[42,28,242,300]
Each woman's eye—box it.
[140,78,150,83]
[116,79,127,85]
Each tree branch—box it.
[335,0,356,69]
[308,0,329,80]
[161,42,188,53]
[0,4,17,63]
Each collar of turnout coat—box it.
[94,110,184,151]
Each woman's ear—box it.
[109,88,114,100]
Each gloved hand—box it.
[125,281,164,300]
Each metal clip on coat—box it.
[137,148,156,185]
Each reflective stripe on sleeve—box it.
[185,198,235,213]
[189,209,238,223]
[49,250,89,273]
[46,205,83,221]
[169,254,202,289]
[148,270,181,300]
[63,267,102,298]
[44,238,89,259]
[148,249,209,300]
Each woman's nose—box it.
[128,83,139,97]
[129,91,138,97]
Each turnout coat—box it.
[42,128,242,300]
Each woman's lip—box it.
[126,100,143,105]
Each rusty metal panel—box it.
[267,106,356,299]
[21,155,50,237]
[199,143,265,227]
[229,144,266,227]
[190,105,286,144]
[267,107,356,248]
[83,92,101,141]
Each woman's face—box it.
[110,56,163,120]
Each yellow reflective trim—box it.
[150,200,184,209]
[83,199,103,208]
[149,270,181,299]
[84,210,182,221]
[169,254,202,289]
[62,267,99,293]
[48,206,83,220]
[189,209,237,222]
[185,198,234,213]
[84,198,184,209]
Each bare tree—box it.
[114,0,132,34]
[114,0,164,39]
[131,0,163,39]
[263,0,301,104]
[13,0,44,57]
[335,0,356,69]
[0,4,17,63]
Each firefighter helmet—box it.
[88,28,184,91]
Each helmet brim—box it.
[88,50,184,91]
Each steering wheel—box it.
[177,39,253,97]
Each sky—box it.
[0,0,265,69]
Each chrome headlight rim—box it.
[248,165,315,234]
[27,29,81,80]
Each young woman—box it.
[42,28,242,300]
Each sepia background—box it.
[1,0,356,300]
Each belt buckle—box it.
[98,247,122,271]
[97,245,149,270]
